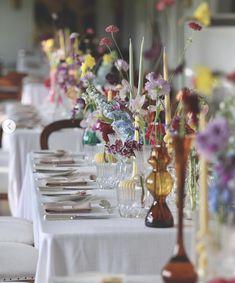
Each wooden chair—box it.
[40,119,82,150]
[0,71,27,101]
[0,126,2,148]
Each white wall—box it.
[0,0,34,70]
[185,26,235,73]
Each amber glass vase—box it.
[161,135,197,283]
[145,145,174,228]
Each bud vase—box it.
[145,145,174,228]
[161,135,197,283]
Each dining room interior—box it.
[1,0,235,283]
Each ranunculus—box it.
[99,37,112,46]
[188,22,202,31]
[105,25,119,33]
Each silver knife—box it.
[44,214,110,220]
[38,186,97,191]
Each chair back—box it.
[40,119,82,150]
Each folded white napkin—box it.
[44,201,91,213]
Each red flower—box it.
[105,25,119,33]
[188,22,202,31]
[99,37,112,46]
[145,123,166,146]
[44,78,50,88]
[155,0,175,11]
[171,116,194,134]
[95,120,115,143]
[226,71,235,82]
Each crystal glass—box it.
[116,155,147,218]
[96,162,118,190]
[116,182,146,218]
[84,143,104,165]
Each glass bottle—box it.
[161,135,197,283]
[145,144,174,228]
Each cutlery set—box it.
[33,151,114,221]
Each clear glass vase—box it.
[116,148,151,218]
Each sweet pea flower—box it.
[115,59,129,72]
[196,117,230,161]
[145,72,170,100]
[129,94,146,113]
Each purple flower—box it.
[196,117,230,161]
[145,73,170,100]
[114,59,129,72]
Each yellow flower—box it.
[66,57,73,65]
[84,54,96,68]
[41,39,54,53]
[194,66,216,96]
[103,53,114,65]
[80,54,96,77]
[193,2,211,26]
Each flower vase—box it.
[145,145,174,228]
[161,135,197,283]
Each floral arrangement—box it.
[67,17,207,160]
[196,97,235,222]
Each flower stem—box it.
[111,33,129,80]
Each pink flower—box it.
[99,37,112,46]
[105,25,119,33]
[86,28,94,35]
[155,0,175,11]
[188,22,202,31]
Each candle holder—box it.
[145,144,174,228]
[161,135,197,283]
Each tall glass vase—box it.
[145,145,174,228]
[161,135,197,283]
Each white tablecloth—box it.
[21,81,49,107]
[2,128,84,215]
[19,154,194,283]
[51,274,162,283]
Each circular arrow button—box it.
[2,119,16,134]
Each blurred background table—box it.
[21,76,49,108]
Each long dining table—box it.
[18,152,195,283]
